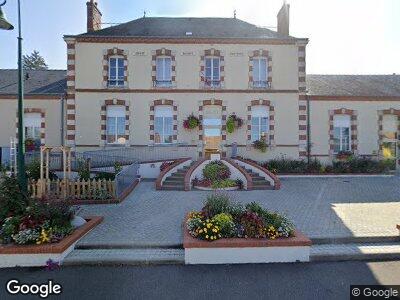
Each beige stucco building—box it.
[1,1,400,164]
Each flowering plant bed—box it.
[0,216,102,268]
[184,194,311,264]
[191,161,243,190]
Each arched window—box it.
[108,56,125,87]
[106,105,126,144]
[154,105,173,144]
[251,106,269,142]
[333,115,351,153]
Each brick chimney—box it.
[87,0,102,32]
[277,2,290,36]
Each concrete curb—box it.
[311,243,400,262]
[63,249,184,266]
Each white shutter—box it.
[106,105,125,118]
[333,115,351,127]
[24,113,41,127]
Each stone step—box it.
[63,249,185,266]
[162,181,184,187]
[311,243,400,262]
[161,186,185,191]
[253,180,270,185]
[252,177,266,181]
[164,176,184,182]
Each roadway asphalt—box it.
[1,260,400,299]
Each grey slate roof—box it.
[307,75,400,97]
[77,17,295,39]
[0,69,66,95]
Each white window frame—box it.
[333,115,351,153]
[156,57,172,87]
[204,56,220,87]
[154,105,173,144]
[106,105,126,145]
[251,106,269,142]
[24,112,41,141]
[108,56,125,87]
[252,57,268,88]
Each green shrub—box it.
[211,179,237,189]
[0,216,21,244]
[94,172,115,181]
[202,193,231,218]
[203,161,231,181]
[114,162,122,174]
[212,213,235,238]
[77,159,91,180]
[26,160,57,180]
[0,176,29,220]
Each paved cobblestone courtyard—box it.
[78,176,400,248]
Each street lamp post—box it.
[0,0,27,191]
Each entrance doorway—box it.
[203,105,222,159]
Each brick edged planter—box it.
[222,158,253,190]
[0,216,103,268]
[184,158,207,191]
[183,218,311,264]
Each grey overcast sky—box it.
[0,0,399,74]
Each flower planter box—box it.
[0,216,103,268]
[183,223,312,264]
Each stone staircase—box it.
[161,164,192,190]
[244,168,273,190]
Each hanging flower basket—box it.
[253,139,268,153]
[183,114,200,130]
[226,114,244,134]
[25,138,36,152]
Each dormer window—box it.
[108,56,125,87]
[205,57,220,87]
[155,57,172,87]
[252,57,268,88]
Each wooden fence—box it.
[28,179,116,200]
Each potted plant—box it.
[253,138,268,153]
[335,150,353,161]
[226,114,243,134]
[25,138,36,152]
[183,114,200,130]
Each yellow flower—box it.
[206,235,209,239]
[199,229,203,233]
[204,228,207,232]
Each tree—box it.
[23,50,48,70]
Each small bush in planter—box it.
[211,179,238,189]
[203,161,231,181]
[183,114,200,130]
[253,139,268,153]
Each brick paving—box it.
[77,176,400,248]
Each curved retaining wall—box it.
[234,157,281,190]
[155,158,192,190]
